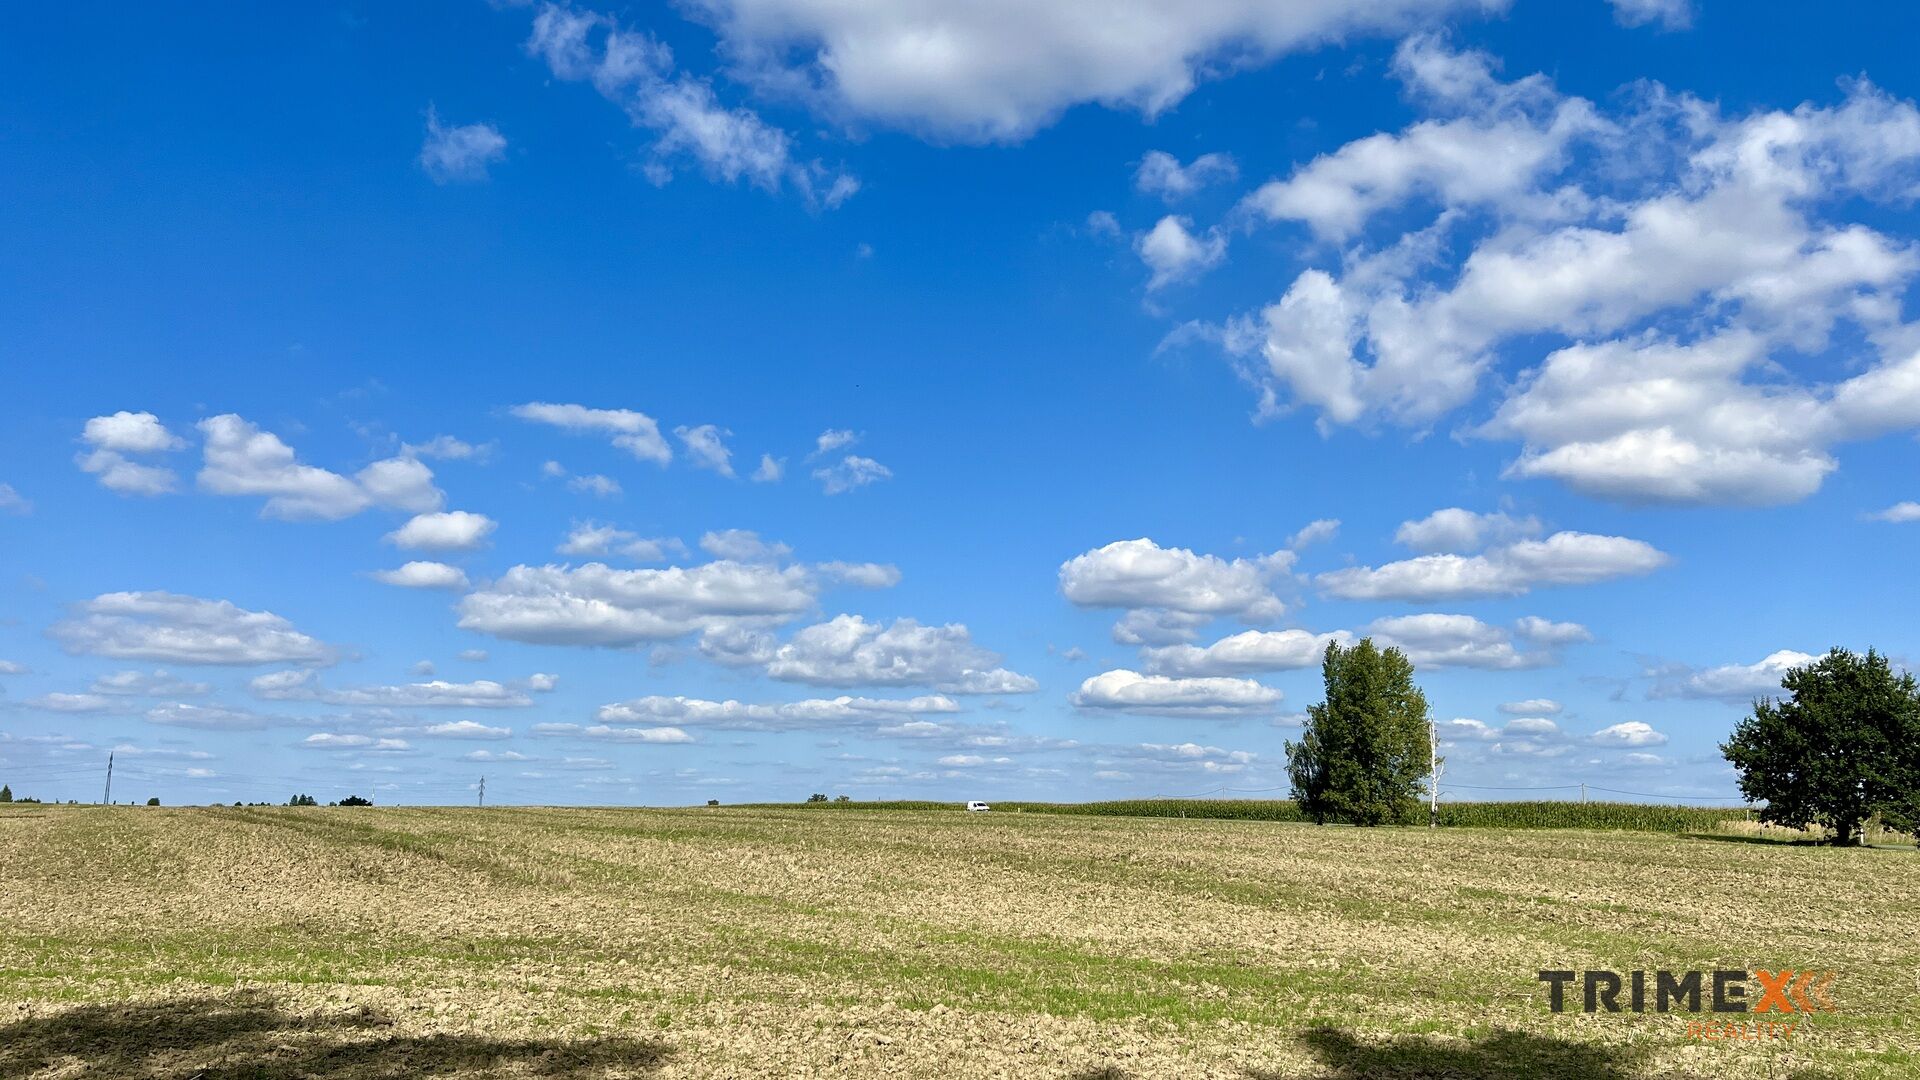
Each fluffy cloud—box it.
[812,429,859,457]
[1220,42,1920,505]
[196,415,443,520]
[1060,539,1291,641]
[674,424,736,477]
[51,591,334,666]
[249,669,536,708]
[0,483,28,514]
[1650,649,1815,701]
[419,107,508,183]
[77,411,185,496]
[1393,507,1541,554]
[710,614,1038,694]
[1244,40,1598,241]
[752,454,785,482]
[1141,628,1351,676]
[687,0,1498,142]
[813,455,892,494]
[525,3,856,207]
[510,402,672,465]
[385,511,497,551]
[1135,150,1237,200]
[371,561,470,590]
[558,523,685,562]
[1366,613,1557,670]
[1286,518,1341,550]
[84,411,184,453]
[457,560,816,646]
[1316,531,1668,601]
[1070,669,1283,717]
[596,693,958,732]
[1137,215,1226,290]
[1591,720,1668,747]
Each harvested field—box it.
[1,804,1915,1078]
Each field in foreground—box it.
[0,806,1915,1079]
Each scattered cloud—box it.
[458,560,816,646]
[813,455,891,494]
[1137,215,1226,290]
[1591,720,1668,746]
[751,454,786,482]
[89,670,212,697]
[249,669,537,708]
[1141,628,1351,676]
[1316,531,1669,601]
[1135,150,1237,200]
[196,414,443,520]
[1608,0,1692,31]
[1071,669,1283,717]
[51,591,334,666]
[597,693,958,732]
[704,614,1038,694]
[1393,508,1541,554]
[419,106,508,183]
[1649,649,1815,701]
[385,510,497,551]
[371,561,470,590]
[684,0,1496,142]
[567,473,622,498]
[510,402,672,465]
[674,424,736,477]
[524,3,855,207]
[1286,518,1341,550]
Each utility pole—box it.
[1580,782,1587,805]
[102,752,114,805]
[1428,720,1443,829]
[477,776,485,808]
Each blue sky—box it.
[5,0,1920,807]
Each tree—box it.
[1722,647,1920,846]
[706,799,720,807]
[1286,638,1433,826]
[288,794,318,807]
[0,784,11,803]
[833,795,852,804]
[146,797,160,806]
[806,793,828,803]
[338,795,373,807]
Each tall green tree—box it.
[1286,638,1433,826]
[1722,647,1920,846]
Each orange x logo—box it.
[1751,969,1796,1013]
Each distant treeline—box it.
[746,798,1747,833]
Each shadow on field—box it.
[1238,1026,1653,1080]
[0,990,671,1079]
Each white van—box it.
[965,800,991,813]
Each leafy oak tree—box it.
[1286,638,1433,826]
[1722,647,1920,846]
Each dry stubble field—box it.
[0,805,1915,1079]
